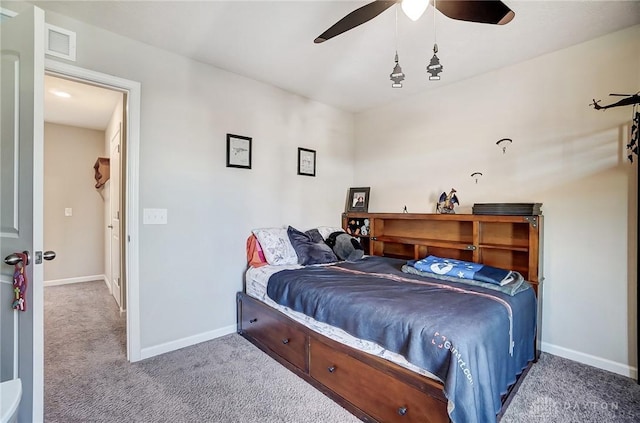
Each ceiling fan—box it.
[314,0,515,44]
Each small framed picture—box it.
[226,133,252,169]
[346,187,370,212]
[297,147,316,177]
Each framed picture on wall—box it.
[297,147,316,177]
[226,133,252,169]
[346,187,370,212]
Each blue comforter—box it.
[266,256,536,423]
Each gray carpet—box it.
[45,281,640,422]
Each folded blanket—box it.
[412,255,514,285]
[405,256,531,296]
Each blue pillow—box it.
[287,226,338,265]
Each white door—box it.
[109,126,122,309]
[0,5,45,422]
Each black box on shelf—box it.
[472,203,542,215]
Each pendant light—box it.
[390,6,405,88]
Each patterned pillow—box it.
[287,226,338,266]
[252,227,299,265]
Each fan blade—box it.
[315,1,398,44]
[434,0,515,25]
[610,93,632,96]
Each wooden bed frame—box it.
[237,213,543,422]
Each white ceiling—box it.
[35,0,640,121]
[44,75,123,130]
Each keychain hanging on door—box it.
[11,252,28,311]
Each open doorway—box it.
[44,60,142,366]
[43,74,126,311]
[43,73,127,330]
[42,73,132,418]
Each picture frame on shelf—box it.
[346,187,370,212]
[297,147,316,177]
[226,133,252,169]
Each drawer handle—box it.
[281,338,289,344]
[397,406,408,416]
[327,366,336,373]
[249,318,258,323]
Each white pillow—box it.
[252,227,298,265]
[316,226,345,240]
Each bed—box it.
[237,213,542,423]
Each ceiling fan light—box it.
[401,0,429,21]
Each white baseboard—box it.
[541,341,638,379]
[44,274,107,287]
[140,324,237,360]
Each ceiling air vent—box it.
[45,23,76,61]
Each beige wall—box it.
[355,25,640,377]
[44,123,106,282]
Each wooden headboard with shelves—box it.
[343,212,543,296]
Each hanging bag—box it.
[11,252,28,312]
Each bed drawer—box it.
[310,339,448,423]
[240,297,308,371]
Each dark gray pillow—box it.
[305,228,325,244]
[287,226,338,265]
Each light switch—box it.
[143,208,168,225]
[64,208,72,217]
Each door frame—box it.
[44,59,142,362]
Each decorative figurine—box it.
[590,92,639,162]
[361,219,370,236]
[590,92,640,111]
[437,189,459,214]
[346,219,361,235]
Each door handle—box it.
[33,251,56,264]
[4,251,31,266]
[43,251,56,261]
[107,225,113,229]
